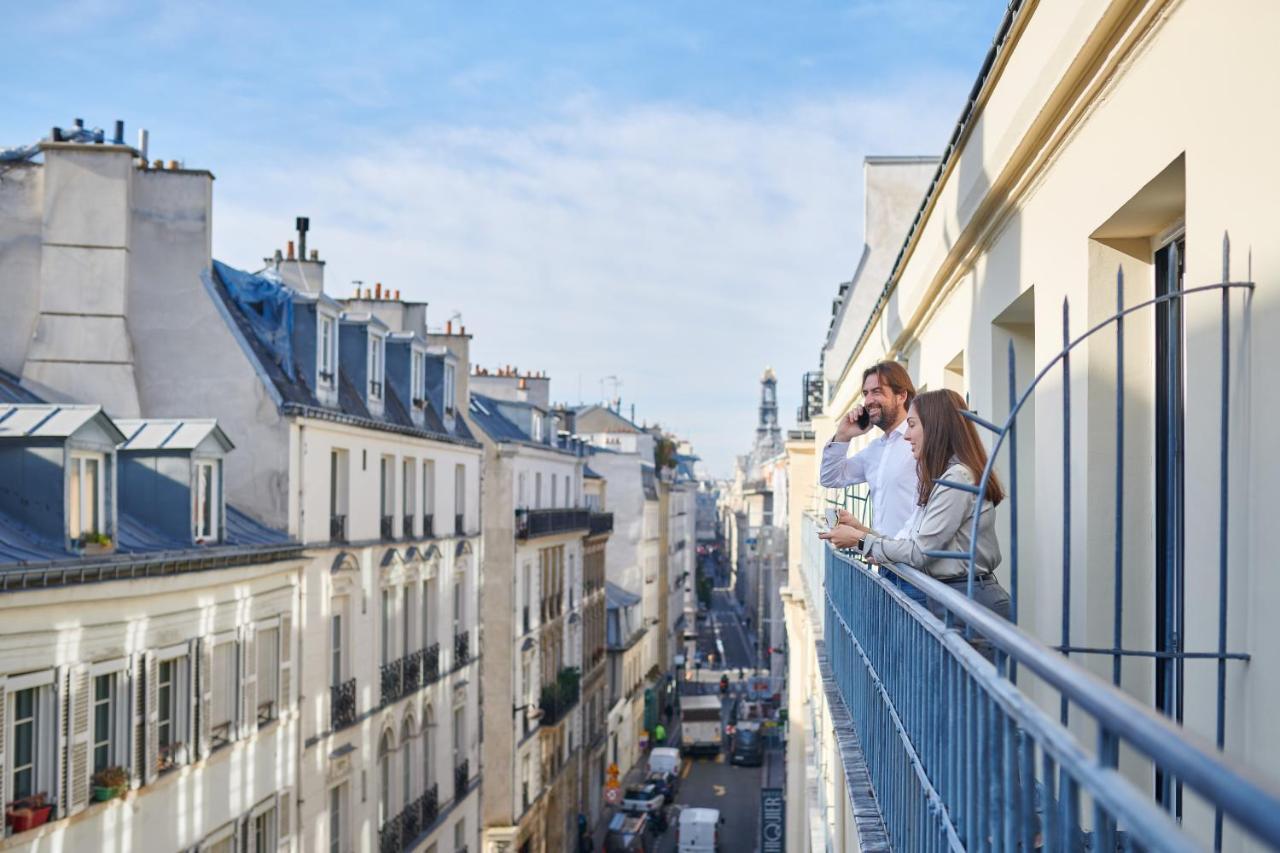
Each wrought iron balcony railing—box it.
[454,630,470,668]
[378,813,402,853]
[538,666,581,727]
[330,677,357,730]
[402,514,415,538]
[589,511,614,535]
[422,513,434,538]
[455,513,465,535]
[419,783,439,831]
[380,658,403,707]
[402,648,423,694]
[423,642,441,683]
[515,508,590,539]
[330,513,347,543]
[454,759,470,799]
[380,514,394,540]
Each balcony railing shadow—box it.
[515,508,590,539]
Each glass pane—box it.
[85,458,100,534]
[200,464,213,537]
[331,614,342,686]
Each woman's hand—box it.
[818,523,865,550]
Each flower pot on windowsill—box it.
[5,799,53,833]
[91,785,124,802]
[75,533,114,555]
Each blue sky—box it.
[3,1,1006,476]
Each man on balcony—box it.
[820,361,922,601]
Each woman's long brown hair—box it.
[912,389,1004,506]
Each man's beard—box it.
[875,401,899,430]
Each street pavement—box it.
[596,574,776,852]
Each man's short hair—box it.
[861,361,916,407]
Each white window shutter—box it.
[241,628,257,738]
[0,675,7,811]
[144,653,159,783]
[56,664,70,818]
[276,788,292,848]
[198,639,213,759]
[68,664,91,813]
[280,614,293,715]
[131,653,147,784]
[187,639,199,762]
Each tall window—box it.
[257,626,280,723]
[551,476,557,509]
[11,687,39,799]
[253,804,277,851]
[319,315,336,387]
[565,475,572,508]
[400,719,413,811]
[369,334,384,400]
[531,412,542,442]
[328,784,348,853]
[92,673,120,773]
[330,609,344,687]
[402,586,413,661]
[518,473,526,509]
[330,449,349,538]
[534,473,542,510]
[443,363,455,414]
[381,589,393,666]
[211,642,236,747]
[195,460,218,541]
[453,576,464,637]
[454,464,465,534]
[423,706,435,788]
[522,562,532,633]
[453,817,466,852]
[68,453,104,539]
[412,351,425,404]
[403,458,416,537]
[378,732,393,825]
[423,578,436,648]
[157,657,188,770]
[452,704,465,770]
[423,460,436,536]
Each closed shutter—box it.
[131,654,146,784]
[56,665,69,818]
[67,665,91,812]
[0,676,7,811]
[144,653,159,783]
[199,639,213,758]
[276,788,292,849]
[279,614,293,715]
[241,628,257,738]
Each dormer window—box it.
[443,363,456,415]
[412,351,425,407]
[68,452,105,540]
[194,460,220,542]
[531,412,543,442]
[319,314,337,388]
[368,334,384,401]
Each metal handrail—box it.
[868,553,1280,845]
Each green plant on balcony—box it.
[539,666,581,725]
[91,765,128,801]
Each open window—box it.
[319,313,338,389]
[368,333,385,402]
[5,672,57,811]
[443,363,456,415]
[194,460,220,543]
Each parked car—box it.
[676,807,723,852]
[730,728,764,766]
[605,811,655,852]
[621,781,665,813]
[645,771,678,804]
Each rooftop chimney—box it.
[286,240,295,261]
[374,282,382,299]
[446,320,453,334]
[137,128,148,162]
[296,216,309,260]
[113,120,124,145]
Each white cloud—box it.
[213,74,965,476]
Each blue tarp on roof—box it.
[213,260,296,381]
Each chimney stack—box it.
[374,282,382,299]
[113,120,124,145]
[295,216,309,261]
[286,240,295,261]
[394,289,400,300]
[446,320,453,334]
[137,128,148,162]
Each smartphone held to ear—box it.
[856,407,871,430]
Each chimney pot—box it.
[446,320,453,334]
[310,249,319,260]
[460,325,465,335]
[51,127,63,142]
[74,118,84,129]
[286,240,295,261]
[375,282,382,299]
[113,120,124,145]
[167,159,177,169]
[93,129,105,144]
[152,159,163,169]
[394,289,400,300]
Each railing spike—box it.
[1223,230,1231,282]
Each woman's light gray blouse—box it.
[859,461,1001,581]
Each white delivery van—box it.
[676,807,721,852]
[648,746,681,778]
[679,694,724,755]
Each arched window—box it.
[378,729,395,826]
[422,705,435,789]
[400,718,414,808]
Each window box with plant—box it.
[91,765,129,802]
[75,531,113,554]
[5,794,54,833]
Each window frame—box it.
[411,350,425,405]
[209,637,238,749]
[443,363,456,415]
[68,451,106,541]
[194,459,220,543]
[153,646,191,772]
[256,622,281,725]
[368,332,385,401]
[319,313,338,388]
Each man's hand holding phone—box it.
[833,405,873,442]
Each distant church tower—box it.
[751,367,783,470]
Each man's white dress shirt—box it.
[820,419,919,539]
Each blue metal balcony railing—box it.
[815,241,1280,851]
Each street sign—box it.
[760,788,785,852]
[604,786,621,806]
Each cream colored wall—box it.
[823,1,1280,846]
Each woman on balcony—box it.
[819,388,1011,627]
